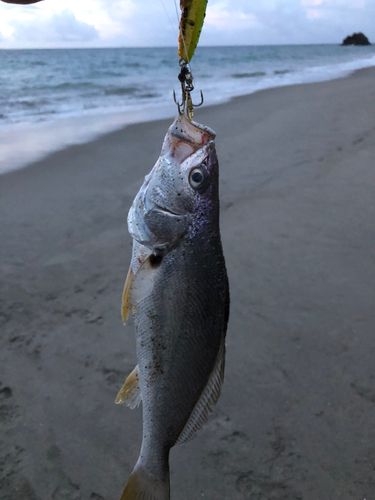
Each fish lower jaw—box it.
[153,204,182,217]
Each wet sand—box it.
[1,67,375,500]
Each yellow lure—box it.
[178,0,208,63]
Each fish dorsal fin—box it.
[176,339,226,446]
[115,365,141,409]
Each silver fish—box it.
[117,114,229,500]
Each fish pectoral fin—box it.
[121,267,134,325]
[121,249,158,324]
[129,254,161,306]
[176,339,226,446]
[115,365,141,409]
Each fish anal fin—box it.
[115,365,141,409]
[120,464,169,500]
[176,340,226,446]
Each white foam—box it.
[0,103,176,175]
[1,49,375,175]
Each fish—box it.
[117,113,229,500]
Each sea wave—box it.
[30,60,47,67]
[104,86,139,96]
[52,82,99,91]
[140,93,161,99]
[232,72,266,78]
[124,62,141,68]
[1,45,375,173]
[5,98,49,109]
[16,100,38,109]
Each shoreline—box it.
[1,63,375,500]
[1,59,375,176]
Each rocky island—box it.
[342,32,371,46]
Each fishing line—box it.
[159,0,177,36]
[173,0,180,23]
[160,0,191,68]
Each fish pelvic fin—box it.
[176,339,226,446]
[120,464,170,500]
[115,365,141,409]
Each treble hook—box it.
[173,88,204,116]
[192,90,204,108]
[173,62,204,118]
[173,90,184,115]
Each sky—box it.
[0,0,374,49]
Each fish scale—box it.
[135,241,225,461]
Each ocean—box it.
[1,44,374,174]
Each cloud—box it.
[10,9,99,44]
[93,1,179,47]
[200,0,375,44]
[205,7,262,30]
[306,8,323,18]
[350,0,366,7]
[0,0,374,48]
[301,0,325,6]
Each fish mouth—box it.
[153,203,183,217]
[142,182,183,218]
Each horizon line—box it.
[0,42,350,50]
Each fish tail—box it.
[120,463,170,500]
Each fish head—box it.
[128,114,218,253]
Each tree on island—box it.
[342,33,371,46]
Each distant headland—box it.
[341,32,371,46]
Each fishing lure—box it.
[178,0,208,63]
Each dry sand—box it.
[1,67,375,500]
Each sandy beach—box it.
[1,67,375,500]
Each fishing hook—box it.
[173,90,184,115]
[173,87,204,117]
[173,63,204,118]
[192,90,204,108]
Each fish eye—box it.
[189,166,208,191]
